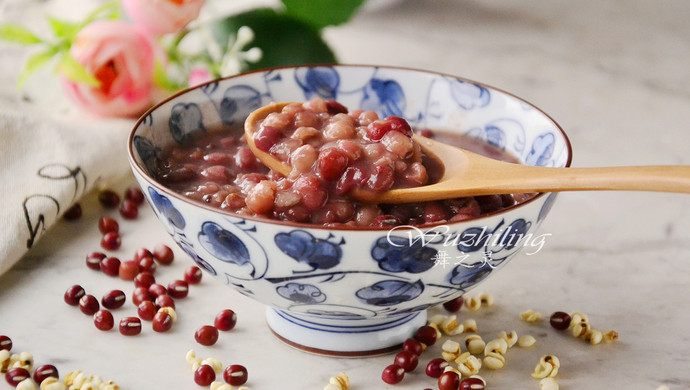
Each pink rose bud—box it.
[188,68,213,87]
[123,0,205,36]
[61,21,159,117]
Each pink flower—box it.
[61,21,157,118]
[123,0,205,36]
[188,67,213,87]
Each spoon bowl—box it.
[246,102,690,204]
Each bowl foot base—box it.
[265,308,427,357]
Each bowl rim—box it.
[127,63,573,231]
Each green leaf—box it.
[17,47,59,87]
[82,1,121,25]
[153,61,182,91]
[281,0,366,29]
[0,24,43,44]
[46,16,81,41]
[56,52,100,87]
[210,9,337,72]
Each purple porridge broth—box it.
[154,104,534,228]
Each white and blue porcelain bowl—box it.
[128,65,572,356]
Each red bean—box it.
[415,325,438,346]
[167,280,189,299]
[371,214,401,228]
[134,272,156,289]
[98,190,120,208]
[119,199,139,219]
[184,266,202,284]
[366,119,391,141]
[423,202,449,223]
[125,186,145,205]
[201,165,231,183]
[100,256,121,276]
[214,309,237,331]
[385,116,413,137]
[394,350,418,372]
[153,244,174,265]
[253,125,282,152]
[138,256,157,274]
[438,371,461,390]
[292,175,326,210]
[152,312,173,333]
[63,203,82,220]
[118,260,140,281]
[460,377,486,390]
[155,294,175,310]
[5,367,30,387]
[234,147,259,170]
[85,251,107,270]
[119,317,142,336]
[33,364,59,384]
[401,338,423,356]
[194,325,218,346]
[335,166,365,195]
[79,294,99,315]
[317,148,349,181]
[425,358,449,378]
[64,285,85,306]
[381,364,404,384]
[194,364,216,386]
[550,311,572,330]
[148,284,167,298]
[98,216,119,234]
[137,301,157,321]
[367,164,394,192]
[100,232,121,251]
[443,296,464,312]
[101,290,126,310]
[133,248,154,262]
[0,335,11,351]
[93,310,115,331]
[366,116,411,141]
[325,100,348,115]
[223,364,248,386]
[132,287,153,306]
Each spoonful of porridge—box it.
[244,100,690,204]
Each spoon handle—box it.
[373,162,690,204]
[481,164,690,194]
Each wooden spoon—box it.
[245,102,690,204]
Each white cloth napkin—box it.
[0,106,133,276]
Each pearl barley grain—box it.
[540,378,559,390]
[518,335,537,348]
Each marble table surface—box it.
[2,0,690,389]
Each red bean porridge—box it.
[155,98,534,227]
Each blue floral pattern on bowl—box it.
[128,65,571,355]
